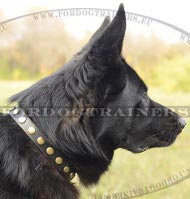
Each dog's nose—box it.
[178,117,186,129]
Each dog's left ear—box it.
[92,3,126,55]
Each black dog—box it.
[0,4,186,199]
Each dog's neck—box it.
[12,105,113,186]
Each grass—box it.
[0,81,190,199]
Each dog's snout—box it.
[168,111,186,129]
[178,117,186,129]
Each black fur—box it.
[0,4,185,199]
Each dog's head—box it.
[10,4,186,185]
[72,4,186,154]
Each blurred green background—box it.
[0,10,190,199]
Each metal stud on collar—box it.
[63,166,70,173]
[28,126,36,134]
[18,116,27,123]
[37,137,45,145]
[55,157,63,165]
[13,108,20,115]
[46,147,54,155]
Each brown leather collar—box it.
[8,107,76,181]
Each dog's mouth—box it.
[122,123,184,154]
[129,135,177,153]
[150,124,183,148]
[149,133,177,148]
[128,127,183,153]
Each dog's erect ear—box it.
[76,16,110,55]
[93,3,126,54]
[84,16,110,49]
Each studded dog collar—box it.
[8,107,76,181]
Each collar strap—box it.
[8,107,76,181]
